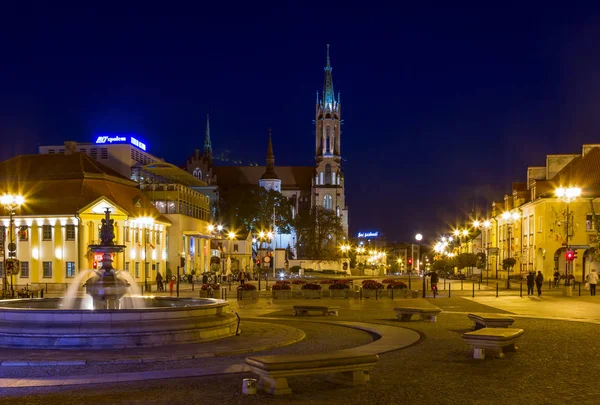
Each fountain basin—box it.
[0,297,238,349]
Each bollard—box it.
[496,283,499,298]
[472,282,475,298]
[40,289,44,298]
[448,283,451,298]
[192,281,194,292]
[360,288,362,300]
[520,283,522,297]
[478,280,481,290]
[242,378,257,395]
[444,279,446,290]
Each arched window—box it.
[192,167,202,179]
[336,206,340,217]
[319,172,323,185]
[323,194,333,210]
[332,172,336,185]
[299,196,310,213]
[337,172,341,185]
[325,127,331,153]
[324,164,332,185]
[315,175,319,185]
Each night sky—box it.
[2,4,600,243]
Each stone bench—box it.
[293,305,340,316]
[246,350,379,395]
[468,313,515,330]
[462,328,524,359]
[394,307,442,322]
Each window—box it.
[135,262,140,278]
[90,148,98,159]
[587,215,595,231]
[125,262,130,272]
[529,215,534,236]
[135,230,139,243]
[538,216,543,232]
[319,172,324,185]
[48,149,55,154]
[43,262,52,278]
[66,224,76,240]
[324,164,332,185]
[315,175,318,185]
[325,127,331,153]
[145,262,149,278]
[323,194,333,210]
[19,226,29,241]
[156,263,160,277]
[100,148,108,159]
[124,227,130,242]
[337,172,341,185]
[193,167,202,179]
[233,244,239,252]
[20,261,29,278]
[42,225,52,241]
[0,226,5,244]
[66,262,76,278]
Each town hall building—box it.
[185,46,349,257]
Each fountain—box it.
[0,210,238,349]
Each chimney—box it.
[64,141,77,155]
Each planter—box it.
[563,285,573,297]
[302,290,322,299]
[239,290,257,300]
[272,290,291,300]
[330,290,348,299]
[362,289,381,299]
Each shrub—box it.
[382,278,395,284]
[238,283,257,291]
[362,280,384,290]
[304,268,314,273]
[387,281,407,290]
[301,283,322,290]
[271,284,291,290]
[320,280,334,284]
[329,282,350,290]
[361,279,376,285]
[290,265,301,274]
[275,280,291,285]
[292,280,307,285]
[200,284,219,291]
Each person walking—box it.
[535,271,544,297]
[526,271,535,296]
[155,272,164,292]
[553,270,560,288]
[429,270,439,297]
[587,269,599,296]
[239,269,245,285]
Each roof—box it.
[0,153,170,223]
[552,147,600,193]
[213,166,314,190]
[142,161,207,187]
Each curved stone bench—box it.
[293,305,339,316]
[468,313,515,330]
[246,349,379,395]
[394,307,442,322]
[462,328,524,359]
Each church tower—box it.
[259,129,282,192]
[312,45,348,235]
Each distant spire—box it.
[204,114,212,154]
[261,129,279,180]
[323,44,334,110]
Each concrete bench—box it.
[468,313,515,330]
[293,305,339,316]
[394,307,442,322]
[462,328,524,359]
[246,350,379,395]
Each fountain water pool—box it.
[0,210,237,349]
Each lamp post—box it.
[555,186,581,287]
[501,211,520,289]
[473,219,492,282]
[1,194,25,298]
[227,231,235,280]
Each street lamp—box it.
[415,233,423,241]
[473,219,493,283]
[1,194,25,298]
[555,186,581,286]
[501,211,520,288]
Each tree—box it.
[502,258,516,271]
[217,186,294,234]
[295,206,345,259]
[476,253,487,270]
[432,258,454,274]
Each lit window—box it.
[66,224,76,240]
[66,262,76,278]
[323,194,333,210]
[42,225,52,241]
[43,262,52,278]
[20,261,29,278]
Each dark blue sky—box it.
[2,3,600,243]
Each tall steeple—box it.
[261,129,278,180]
[204,114,212,155]
[323,44,335,110]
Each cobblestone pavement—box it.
[3,296,600,404]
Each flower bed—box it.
[320,280,334,285]
[382,278,396,284]
[387,281,407,290]
[200,284,220,290]
[329,282,350,290]
[271,283,291,290]
[301,283,322,290]
[238,283,257,291]
[362,280,384,290]
[361,279,376,285]
[275,280,291,285]
[336,279,351,284]
[292,280,307,285]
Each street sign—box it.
[7,242,16,252]
[569,245,590,250]
[488,247,499,255]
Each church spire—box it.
[261,129,279,180]
[204,114,212,155]
[323,44,335,110]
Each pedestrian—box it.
[535,271,544,297]
[526,271,535,296]
[156,272,164,292]
[553,270,560,288]
[587,269,599,296]
[240,269,245,285]
[428,270,439,296]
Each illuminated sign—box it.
[357,231,379,238]
[94,135,147,151]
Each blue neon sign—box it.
[95,135,147,151]
[357,231,378,238]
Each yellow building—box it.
[0,152,170,290]
[483,144,600,282]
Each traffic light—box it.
[566,250,574,261]
[408,258,413,266]
[256,259,261,267]
[180,257,186,268]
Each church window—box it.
[337,172,341,185]
[315,175,319,185]
[323,194,333,210]
[325,127,331,153]
[193,167,202,179]
[299,197,310,213]
[319,172,324,185]
[332,172,336,185]
[336,206,340,217]
[324,164,332,185]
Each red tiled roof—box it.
[0,153,170,223]
[213,166,314,190]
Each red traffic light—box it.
[566,250,575,261]
[408,258,413,265]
